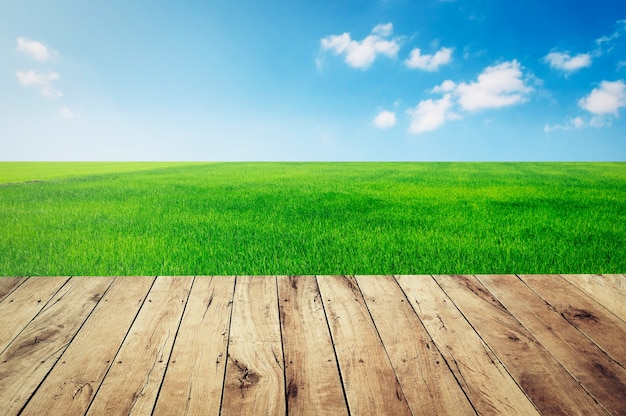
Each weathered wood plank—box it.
[395,274,540,416]
[86,276,192,416]
[277,275,348,416]
[0,276,69,354]
[317,275,412,415]
[357,275,476,415]
[477,274,625,415]
[21,276,155,416]
[435,274,605,415]
[0,276,113,416]
[153,276,235,416]
[0,277,29,303]
[221,276,285,416]
[559,274,626,323]
[519,274,626,366]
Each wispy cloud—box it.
[373,110,397,128]
[16,37,57,62]
[16,70,62,98]
[404,47,453,71]
[320,23,400,70]
[544,117,585,132]
[59,106,76,119]
[595,20,626,49]
[544,52,591,73]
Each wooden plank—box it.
[0,276,113,415]
[221,276,285,416]
[519,274,626,366]
[21,276,155,416]
[86,276,192,416]
[357,275,475,415]
[435,274,605,415]
[477,274,626,415]
[277,275,348,416]
[153,276,235,416]
[316,275,412,415]
[559,274,626,323]
[0,276,69,354]
[0,277,29,303]
[395,275,540,416]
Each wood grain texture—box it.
[317,275,412,416]
[519,274,626,366]
[278,275,348,416]
[0,276,113,416]
[435,274,605,416]
[396,275,540,416]
[0,275,623,415]
[559,274,626,323]
[0,277,28,303]
[221,276,285,416]
[0,276,68,354]
[153,276,235,416]
[477,274,625,415]
[357,275,476,416]
[21,276,154,416]
[86,276,192,416]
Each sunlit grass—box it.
[1,162,624,275]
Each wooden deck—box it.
[0,275,625,415]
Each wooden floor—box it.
[0,275,625,415]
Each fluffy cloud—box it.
[455,61,532,111]
[16,37,57,62]
[406,60,531,134]
[544,52,591,73]
[578,80,626,115]
[545,81,625,132]
[404,47,453,71]
[373,110,397,128]
[320,23,400,70]
[407,94,456,134]
[16,70,62,98]
[432,80,457,93]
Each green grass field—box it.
[1,162,624,276]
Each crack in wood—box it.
[202,291,215,320]
[72,381,93,400]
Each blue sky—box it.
[1,0,625,161]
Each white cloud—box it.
[578,80,626,115]
[371,23,393,37]
[407,94,456,134]
[455,60,532,111]
[16,37,57,62]
[320,23,400,70]
[16,70,59,85]
[405,47,453,71]
[595,20,626,46]
[544,52,591,73]
[59,106,76,119]
[405,60,532,134]
[373,110,396,128]
[432,80,457,93]
[16,70,62,98]
[544,117,586,132]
